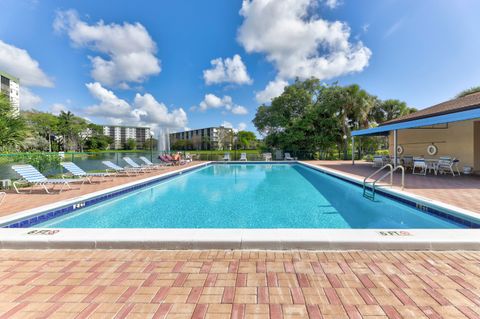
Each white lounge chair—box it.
[263,153,272,161]
[223,153,231,161]
[284,153,294,161]
[102,161,139,176]
[239,153,247,161]
[0,192,5,206]
[11,164,81,194]
[412,157,427,175]
[61,162,114,184]
[123,157,151,172]
[437,157,461,176]
[139,156,166,169]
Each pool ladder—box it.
[363,164,405,201]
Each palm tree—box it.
[338,84,375,159]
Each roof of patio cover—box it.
[352,107,480,137]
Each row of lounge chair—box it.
[10,156,169,194]
[223,152,295,161]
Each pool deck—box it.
[2,160,478,217]
[306,160,480,214]
[0,161,205,218]
[0,249,479,318]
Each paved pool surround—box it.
[1,161,479,250]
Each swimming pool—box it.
[33,163,469,229]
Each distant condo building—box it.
[169,126,234,150]
[102,125,151,150]
[0,71,20,115]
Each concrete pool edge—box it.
[1,228,480,250]
[1,160,479,250]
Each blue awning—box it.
[352,108,480,136]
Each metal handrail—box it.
[363,164,392,199]
[373,165,405,190]
[363,164,393,186]
[363,164,405,200]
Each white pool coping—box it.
[1,161,479,250]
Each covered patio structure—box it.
[351,92,480,174]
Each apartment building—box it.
[169,126,234,150]
[102,125,151,150]
[0,71,20,115]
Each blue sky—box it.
[1,0,480,135]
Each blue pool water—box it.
[38,164,464,229]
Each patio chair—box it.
[123,157,151,172]
[412,157,427,175]
[61,162,114,184]
[239,153,247,161]
[284,153,294,161]
[102,161,139,176]
[437,157,461,176]
[184,153,193,163]
[0,192,5,206]
[139,156,166,169]
[11,164,81,194]
[223,153,231,161]
[402,156,414,170]
[372,155,384,168]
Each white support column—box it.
[351,136,355,165]
[393,129,398,168]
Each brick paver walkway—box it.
[308,161,480,213]
[0,250,479,318]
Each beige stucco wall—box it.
[388,120,475,169]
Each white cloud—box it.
[231,105,248,115]
[255,79,288,103]
[238,0,371,81]
[199,93,224,110]
[0,40,53,87]
[54,10,160,87]
[221,121,248,132]
[50,103,69,115]
[85,82,187,130]
[198,93,248,115]
[19,87,42,110]
[325,0,340,9]
[85,82,131,117]
[203,54,252,85]
[132,93,188,129]
[237,122,247,131]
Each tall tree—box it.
[371,99,417,124]
[0,93,27,151]
[236,131,257,149]
[57,111,88,151]
[24,111,59,152]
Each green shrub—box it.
[18,153,61,174]
[363,154,374,162]
[374,150,389,156]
